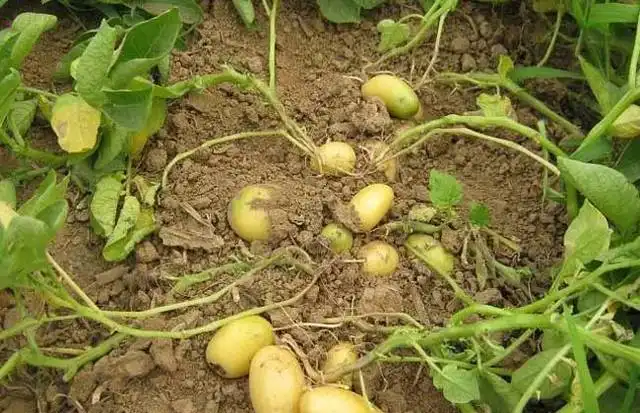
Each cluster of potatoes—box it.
[206,315,381,412]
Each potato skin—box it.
[350,184,394,232]
[205,316,274,378]
[322,343,357,388]
[406,234,454,276]
[321,223,354,253]
[358,241,399,277]
[361,75,420,119]
[311,142,357,175]
[250,346,305,413]
[299,386,383,413]
[227,184,277,241]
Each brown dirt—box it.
[1,1,569,413]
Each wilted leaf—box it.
[159,225,224,251]
[90,173,124,237]
[132,175,160,207]
[377,19,410,52]
[476,93,517,120]
[51,94,101,153]
[9,98,37,137]
[103,204,156,262]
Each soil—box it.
[1,1,569,413]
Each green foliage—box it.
[316,0,385,23]
[469,202,491,227]
[564,200,611,265]
[429,169,462,211]
[377,19,410,52]
[476,369,521,413]
[512,349,574,400]
[432,364,480,404]
[233,0,256,27]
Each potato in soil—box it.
[361,74,421,120]
[322,342,358,388]
[311,141,357,175]
[336,184,394,233]
[299,386,384,413]
[358,241,399,277]
[250,345,305,413]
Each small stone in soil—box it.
[136,241,160,263]
[145,148,168,172]
[150,338,178,372]
[171,398,195,413]
[461,53,476,72]
[451,36,470,53]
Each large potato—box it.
[361,74,421,119]
[349,184,394,232]
[227,184,278,241]
[250,345,305,413]
[205,316,274,378]
[299,386,384,413]
[311,142,357,175]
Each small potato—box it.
[321,223,354,253]
[358,241,399,277]
[312,142,357,175]
[406,234,454,276]
[299,386,384,413]
[350,184,394,232]
[205,316,274,378]
[361,74,421,119]
[227,184,278,241]
[322,342,357,388]
[250,345,305,413]
[363,140,397,182]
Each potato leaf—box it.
[432,365,480,404]
[51,94,101,153]
[353,0,384,8]
[558,158,640,234]
[10,13,57,68]
[133,176,160,207]
[54,39,89,81]
[564,200,611,264]
[476,93,516,119]
[9,98,38,137]
[0,180,16,209]
[0,31,19,78]
[317,0,361,23]
[75,20,118,107]
[90,173,124,237]
[469,202,491,227]
[103,203,156,262]
[95,124,131,170]
[477,369,521,413]
[109,9,181,88]
[18,171,68,218]
[0,69,21,125]
[578,56,622,114]
[497,55,515,79]
[102,85,153,131]
[429,169,463,210]
[377,19,410,52]
[0,216,51,288]
[232,0,256,27]
[141,0,204,25]
[512,349,573,399]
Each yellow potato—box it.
[227,184,278,241]
[361,74,421,119]
[205,316,274,378]
[250,345,305,413]
[299,386,384,413]
[358,241,399,277]
[349,184,394,232]
[322,342,357,388]
[312,142,357,175]
[321,223,354,253]
[406,234,454,276]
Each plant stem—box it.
[0,352,22,381]
[415,11,448,88]
[437,72,584,139]
[555,372,618,413]
[449,304,514,325]
[578,87,640,152]
[537,11,564,67]
[47,252,100,312]
[628,10,640,89]
[268,0,279,93]
[18,86,58,100]
[162,130,286,188]
[380,220,441,235]
[0,314,80,341]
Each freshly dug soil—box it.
[0,1,568,412]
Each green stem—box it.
[449,304,514,325]
[537,11,564,67]
[18,86,58,100]
[485,329,534,367]
[0,352,22,382]
[380,221,441,235]
[578,87,640,152]
[0,315,80,341]
[268,0,279,93]
[628,9,640,89]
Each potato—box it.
[361,74,421,119]
[250,345,305,413]
[358,241,399,277]
[228,184,278,241]
[406,234,454,276]
[322,342,357,388]
[363,140,397,181]
[349,184,394,232]
[299,386,383,413]
[311,142,357,175]
[205,316,275,378]
[321,223,354,253]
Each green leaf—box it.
[95,124,130,170]
[9,99,38,137]
[377,19,410,52]
[18,171,68,218]
[432,365,480,404]
[477,369,521,413]
[577,290,607,312]
[558,158,640,233]
[497,55,515,79]
[541,329,567,351]
[429,170,463,210]
[142,0,204,25]
[1,216,51,287]
[512,349,573,399]
[588,4,640,26]
[50,94,101,153]
[109,9,181,88]
[90,173,124,237]
[469,202,491,227]
[578,56,622,114]
[565,312,600,413]
[0,180,16,209]
[353,0,384,9]
[0,31,19,78]
[476,93,516,118]
[37,199,68,235]
[102,85,153,130]
[54,40,89,81]
[103,200,156,262]
[75,20,118,107]
[133,175,160,207]
[564,200,611,265]
[10,13,58,69]
[232,0,256,27]
[317,0,361,23]
[0,70,21,125]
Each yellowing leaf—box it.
[51,94,100,153]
